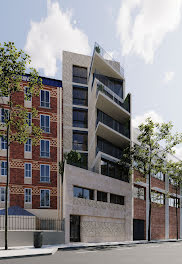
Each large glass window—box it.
[110,193,124,205]
[169,197,180,208]
[73,131,88,151]
[40,140,50,157]
[24,163,32,178]
[40,90,50,108]
[1,161,7,176]
[153,171,164,181]
[25,139,32,152]
[97,191,107,202]
[151,192,165,205]
[40,164,50,182]
[73,108,88,128]
[73,186,94,200]
[40,115,50,133]
[27,112,32,126]
[133,186,145,200]
[73,66,87,84]
[24,188,32,203]
[40,189,50,207]
[73,86,88,106]
[97,136,123,159]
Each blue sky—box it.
[1,0,182,155]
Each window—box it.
[24,87,32,101]
[40,189,50,207]
[97,136,123,159]
[0,108,9,123]
[73,186,94,200]
[24,163,32,178]
[25,139,32,152]
[40,90,50,108]
[24,188,32,203]
[73,109,88,128]
[153,172,164,181]
[0,187,5,202]
[73,66,87,84]
[1,136,7,150]
[73,86,88,106]
[27,113,32,126]
[133,186,145,200]
[40,140,50,157]
[1,161,7,176]
[40,164,50,182]
[73,131,88,151]
[110,193,124,205]
[151,192,165,205]
[101,158,130,183]
[40,115,50,133]
[97,191,107,202]
[169,197,180,208]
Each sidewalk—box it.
[0,239,182,259]
[0,245,58,260]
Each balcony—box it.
[89,42,124,80]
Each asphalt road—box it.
[2,242,182,264]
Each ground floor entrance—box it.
[70,215,80,242]
[133,219,145,240]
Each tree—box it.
[0,42,43,250]
[119,117,182,241]
[59,150,81,178]
[167,160,182,240]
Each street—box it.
[2,242,182,264]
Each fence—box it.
[0,215,62,231]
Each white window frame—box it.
[40,114,50,133]
[1,161,7,176]
[25,139,32,152]
[40,90,50,108]
[40,164,50,182]
[0,108,9,123]
[40,189,50,207]
[0,187,9,202]
[24,163,32,178]
[24,87,32,102]
[40,139,50,158]
[27,112,32,127]
[1,136,7,150]
[24,188,32,203]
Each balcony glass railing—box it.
[96,80,130,113]
[96,110,130,139]
[96,136,123,160]
[94,42,124,77]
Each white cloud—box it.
[164,71,175,83]
[174,146,182,160]
[25,0,91,77]
[116,0,182,63]
[132,110,164,128]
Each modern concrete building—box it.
[0,75,62,219]
[62,43,132,243]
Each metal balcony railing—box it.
[96,80,130,113]
[94,42,124,77]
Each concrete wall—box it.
[0,231,65,247]
[63,164,132,243]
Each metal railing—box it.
[94,42,124,77]
[0,216,62,231]
[96,80,130,113]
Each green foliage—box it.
[0,41,43,145]
[95,46,101,54]
[59,150,82,176]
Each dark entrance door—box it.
[70,215,80,242]
[133,219,145,240]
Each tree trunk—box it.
[176,186,178,240]
[5,125,9,250]
[148,171,151,241]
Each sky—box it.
[1,0,182,157]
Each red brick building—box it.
[133,170,181,240]
[0,75,62,218]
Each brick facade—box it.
[0,76,62,216]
